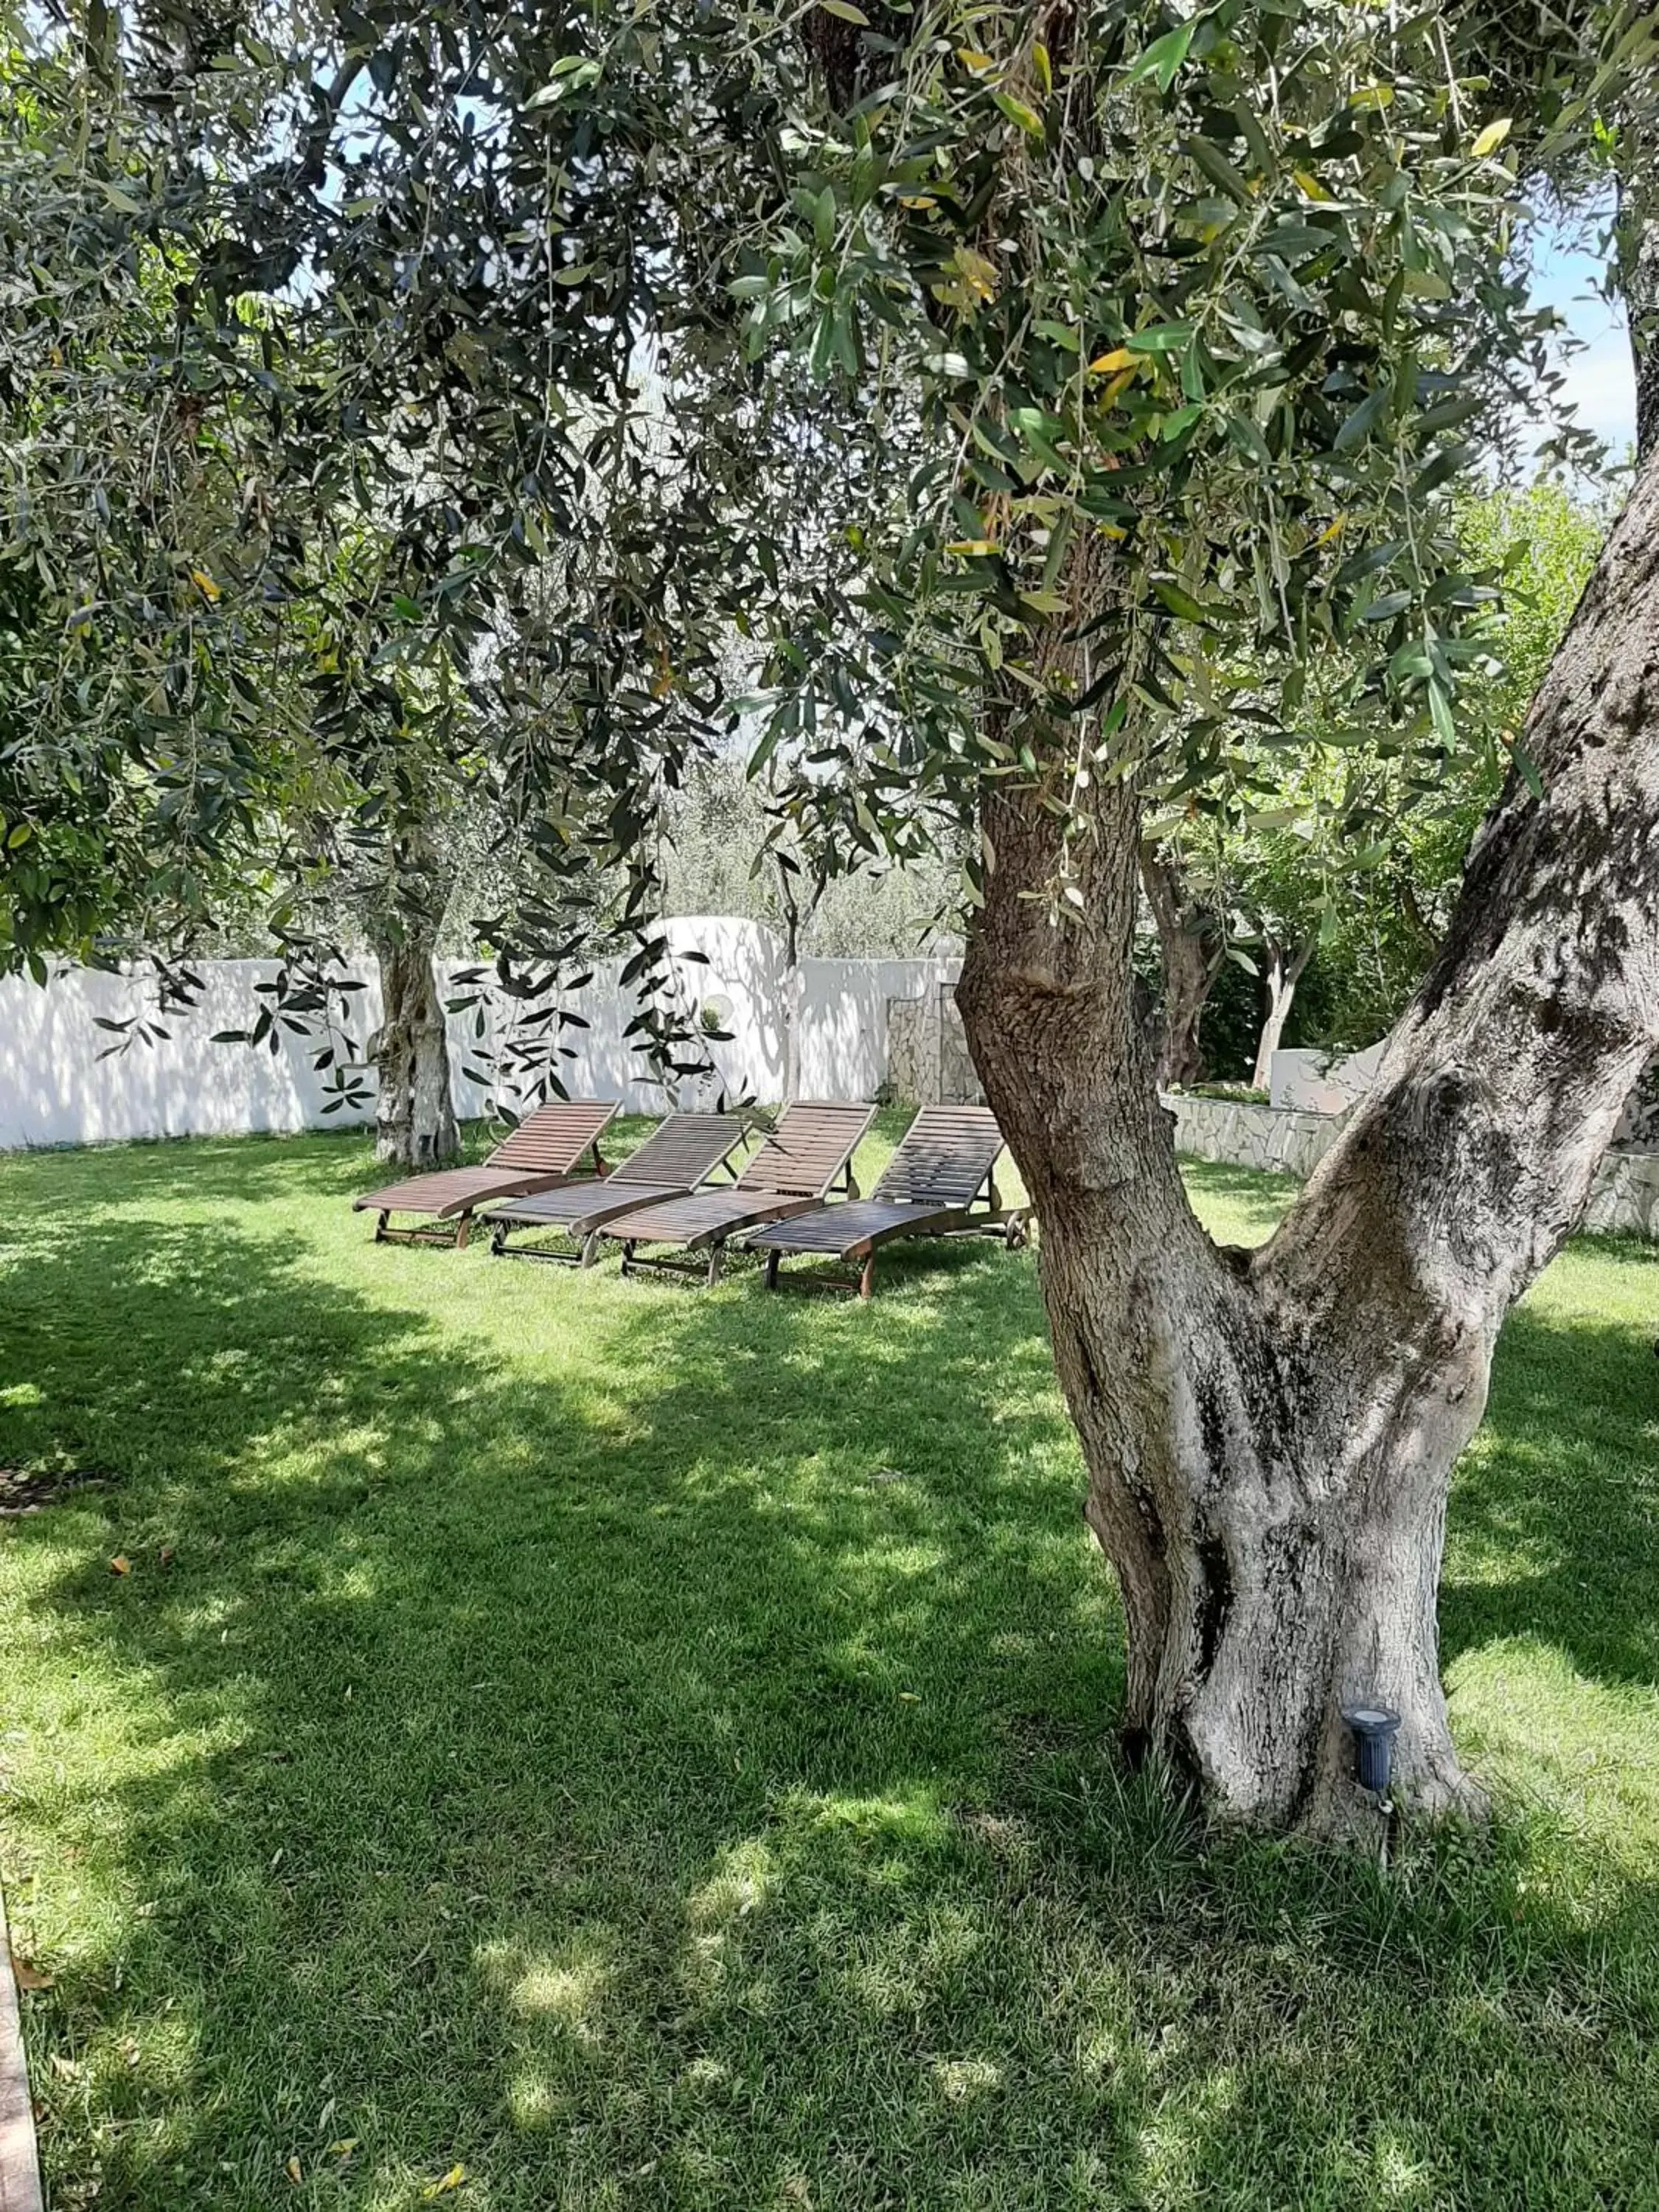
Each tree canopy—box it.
[3,0,1650,1045]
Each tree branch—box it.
[1260,448,1659,1354]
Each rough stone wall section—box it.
[0,1885,44,2212]
[886,987,984,1106]
[885,997,933,1104]
[938,992,984,1105]
[1166,1093,1659,1242]
[1273,1043,1659,1152]
[1618,1058,1659,1150]
[1166,1094,1338,1178]
[1582,1148,1659,1238]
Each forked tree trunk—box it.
[958,451,1659,1838]
[1139,844,1223,1088]
[1251,936,1315,1093]
[372,931,459,1169]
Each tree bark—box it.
[1250,936,1315,1093]
[1139,844,1224,1088]
[780,909,804,1103]
[958,451,1659,1839]
[773,860,827,1102]
[371,929,460,1169]
[1619,154,1659,462]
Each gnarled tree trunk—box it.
[371,929,459,1169]
[958,450,1659,1838]
[1251,935,1315,1093]
[1139,844,1223,1088]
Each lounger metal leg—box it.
[763,1249,781,1290]
[620,1240,636,1277]
[490,1222,509,1256]
[375,1211,389,1243]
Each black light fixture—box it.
[1343,1705,1402,1795]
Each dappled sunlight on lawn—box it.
[0,1130,1656,2206]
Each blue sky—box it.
[1531,216,1636,454]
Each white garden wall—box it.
[0,924,960,1151]
[0,962,381,1150]
[797,956,960,1102]
[1269,1043,1385,1114]
[10,945,1656,1240]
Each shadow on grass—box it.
[0,1111,666,1219]
[2,1124,376,1211]
[1,1164,1657,2208]
[1441,1294,1659,1688]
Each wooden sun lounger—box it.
[352,1099,620,1248]
[481,1112,750,1266]
[745,1105,1025,1296]
[591,1100,877,1287]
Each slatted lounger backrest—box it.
[487,1101,619,1173]
[611,1113,742,1186]
[872,1107,1005,1208]
[735,1103,875,1197]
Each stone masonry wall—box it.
[1166,1093,1659,1242]
[886,987,984,1106]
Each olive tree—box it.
[9,0,1658,1842]
[720,0,1659,1834]
[0,1,738,1142]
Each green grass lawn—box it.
[1,1116,1657,2211]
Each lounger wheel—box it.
[1006,1212,1030,1251]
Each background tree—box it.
[0,1,754,1140]
[664,756,963,957]
[1137,837,1224,1088]
[0,29,299,987]
[1261,480,1610,1062]
[1143,478,1613,1086]
[1228,816,1323,1093]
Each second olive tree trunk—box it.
[372,929,459,1170]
